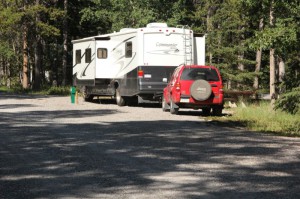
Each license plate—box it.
[180,98,190,103]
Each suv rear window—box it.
[181,68,220,81]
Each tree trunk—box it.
[62,0,68,86]
[270,48,276,104]
[254,48,262,90]
[238,25,245,72]
[22,24,29,89]
[7,62,11,88]
[238,54,244,71]
[269,0,276,107]
[253,18,264,91]
[207,6,213,65]
[33,0,41,90]
[278,58,285,83]
[34,37,42,90]
[278,57,285,94]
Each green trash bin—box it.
[70,86,76,104]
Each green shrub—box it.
[46,86,70,95]
[275,87,300,115]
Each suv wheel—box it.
[162,96,170,112]
[202,108,211,116]
[170,99,179,115]
[212,106,223,116]
[190,80,212,101]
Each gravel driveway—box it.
[0,93,299,199]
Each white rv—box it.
[72,23,205,106]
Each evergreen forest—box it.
[0,0,299,112]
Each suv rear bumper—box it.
[176,94,224,108]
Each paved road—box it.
[0,93,300,199]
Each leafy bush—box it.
[275,87,300,115]
[46,86,71,95]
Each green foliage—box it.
[46,86,70,96]
[250,18,298,50]
[79,0,112,34]
[0,85,70,96]
[215,102,300,137]
[275,87,300,115]
[0,41,15,59]
[0,5,22,34]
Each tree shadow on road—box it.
[0,95,300,199]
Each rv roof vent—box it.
[146,23,168,28]
[120,28,136,32]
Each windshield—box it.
[181,68,220,81]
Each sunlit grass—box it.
[212,102,300,137]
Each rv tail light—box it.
[175,82,181,91]
[138,70,144,78]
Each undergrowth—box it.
[0,86,71,96]
[212,102,300,137]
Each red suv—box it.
[162,65,224,115]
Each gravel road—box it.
[0,93,300,199]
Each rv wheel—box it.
[82,86,93,102]
[116,88,126,106]
[127,96,138,106]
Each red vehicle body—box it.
[162,65,224,115]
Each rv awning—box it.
[72,36,110,44]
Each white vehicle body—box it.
[72,23,205,105]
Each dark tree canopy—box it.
[0,0,299,107]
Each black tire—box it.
[170,99,179,115]
[127,96,138,106]
[82,86,93,102]
[162,96,170,112]
[212,106,223,116]
[190,80,212,101]
[115,88,126,106]
[202,108,211,116]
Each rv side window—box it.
[97,48,107,59]
[85,48,92,63]
[125,42,132,58]
[75,50,81,64]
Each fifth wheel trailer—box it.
[72,22,205,106]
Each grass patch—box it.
[211,102,300,137]
[0,85,71,96]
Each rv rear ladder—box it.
[177,25,193,66]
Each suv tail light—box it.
[219,85,224,94]
[175,82,181,91]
